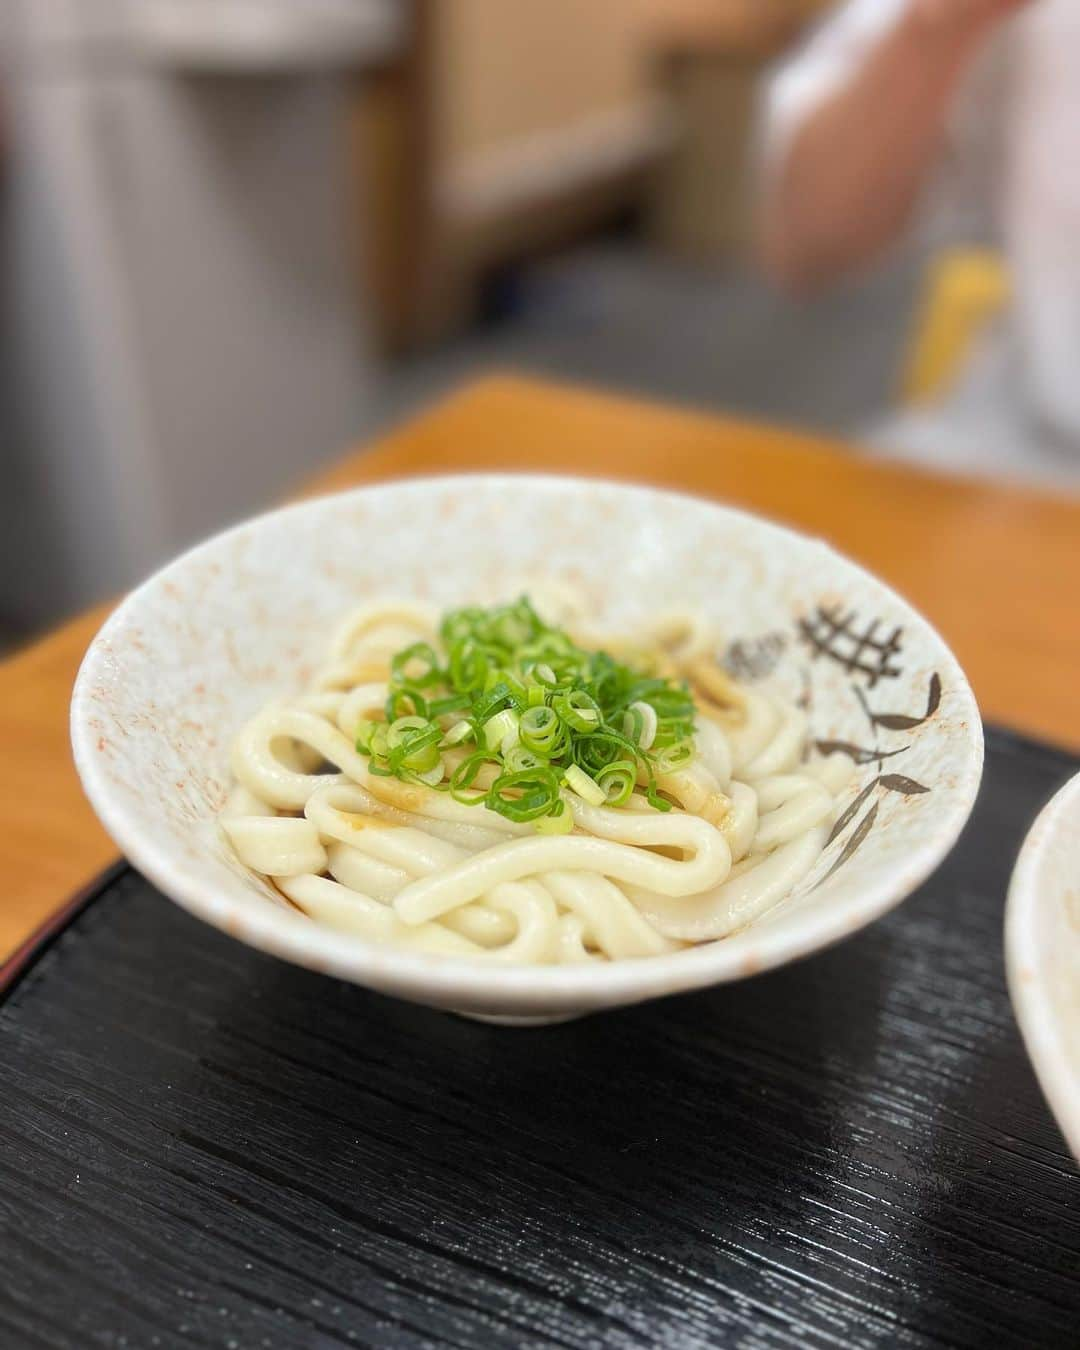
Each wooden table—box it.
[3,374,1078,961]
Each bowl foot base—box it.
[453,1010,585,1027]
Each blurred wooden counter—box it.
[2,373,1079,960]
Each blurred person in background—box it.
[759,0,1080,487]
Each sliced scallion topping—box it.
[487,767,562,822]
[534,800,574,835]
[482,708,520,753]
[519,705,563,755]
[626,700,658,751]
[441,719,473,748]
[563,763,606,807]
[596,759,637,806]
[355,595,697,828]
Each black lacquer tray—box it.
[2,727,1078,1350]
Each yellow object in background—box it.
[901,249,1010,405]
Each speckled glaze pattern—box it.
[71,476,984,1020]
[1007,770,1080,1159]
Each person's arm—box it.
[761,0,1031,294]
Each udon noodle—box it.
[222,592,853,964]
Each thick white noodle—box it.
[222,602,854,965]
[557,914,602,963]
[327,604,436,662]
[326,840,408,902]
[391,821,732,926]
[727,689,778,773]
[541,873,679,959]
[277,873,480,957]
[647,612,717,666]
[628,824,830,942]
[694,716,733,788]
[222,785,276,820]
[751,776,833,853]
[222,816,328,878]
[303,786,681,960]
[326,841,517,946]
[723,781,759,862]
[741,699,807,781]
[653,761,730,825]
[306,782,560,962]
[801,752,856,796]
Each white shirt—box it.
[764,0,1080,487]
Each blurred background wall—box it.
[357,0,836,350]
[4,0,922,651]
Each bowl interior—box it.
[72,476,983,1014]
[1007,772,1080,1158]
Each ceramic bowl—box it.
[72,475,983,1022]
[1006,771,1080,1158]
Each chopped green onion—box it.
[483,708,520,752]
[627,700,658,751]
[519,705,563,756]
[449,752,495,804]
[563,763,606,807]
[597,759,637,806]
[503,744,545,773]
[371,595,698,829]
[440,606,483,647]
[448,639,486,693]
[385,717,442,774]
[441,719,474,747]
[484,667,527,705]
[486,767,562,823]
[427,692,470,718]
[534,800,574,835]
[386,715,427,742]
[390,641,443,688]
[574,728,641,774]
[355,718,382,755]
[654,740,695,774]
[553,689,601,732]
[386,687,430,721]
[472,681,516,724]
[411,759,446,788]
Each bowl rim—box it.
[72,473,985,1013]
[1005,769,1080,1159]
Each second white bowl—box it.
[1007,771,1080,1159]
